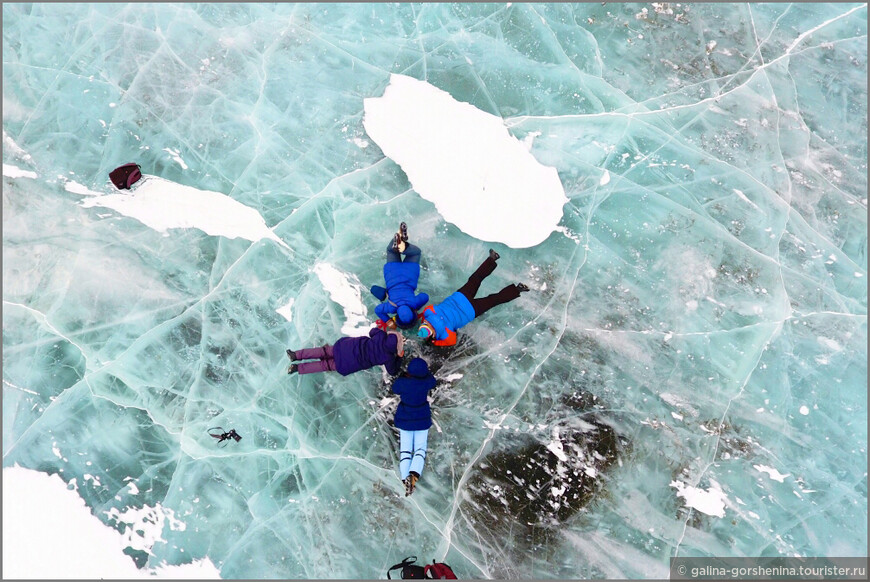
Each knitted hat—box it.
[417,321,434,339]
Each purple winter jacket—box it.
[333,328,401,376]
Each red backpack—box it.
[109,163,142,190]
[387,557,457,579]
[425,560,457,579]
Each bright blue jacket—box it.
[370,262,429,324]
[392,358,437,431]
[333,328,401,376]
[423,292,476,343]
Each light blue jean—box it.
[399,429,428,479]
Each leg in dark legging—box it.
[469,284,522,317]
[294,344,334,360]
[401,242,421,264]
[456,256,498,301]
[385,239,402,263]
[297,357,337,374]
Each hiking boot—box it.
[399,221,408,242]
[404,471,419,496]
[517,283,529,293]
[489,248,500,261]
[391,233,406,253]
[286,349,297,361]
[287,364,298,375]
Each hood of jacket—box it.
[407,357,429,378]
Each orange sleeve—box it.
[432,329,457,347]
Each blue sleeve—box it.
[427,310,449,340]
[391,377,406,395]
[370,285,387,301]
[412,292,430,309]
[369,327,382,339]
[374,303,391,322]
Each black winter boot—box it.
[489,248,500,261]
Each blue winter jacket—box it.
[424,291,476,341]
[392,358,437,431]
[370,262,429,325]
[333,328,401,376]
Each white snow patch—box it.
[363,74,567,248]
[3,132,33,160]
[65,180,102,196]
[3,163,37,179]
[80,176,289,249]
[313,262,371,335]
[555,225,581,243]
[753,464,790,483]
[546,427,568,462]
[163,148,189,170]
[2,466,221,579]
[442,373,464,382]
[83,473,101,487]
[599,169,611,185]
[104,501,187,554]
[547,439,568,462]
[276,298,295,322]
[670,479,728,518]
[799,405,810,416]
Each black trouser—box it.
[457,256,522,318]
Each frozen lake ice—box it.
[3,3,866,579]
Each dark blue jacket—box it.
[371,262,429,325]
[333,328,401,376]
[392,358,437,431]
[424,292,476,342]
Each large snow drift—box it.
[363,74,567,248]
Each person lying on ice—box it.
[417,249,528,347]
[370,222,429,331]
[391,357,437,497]
[286,328,404,376]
